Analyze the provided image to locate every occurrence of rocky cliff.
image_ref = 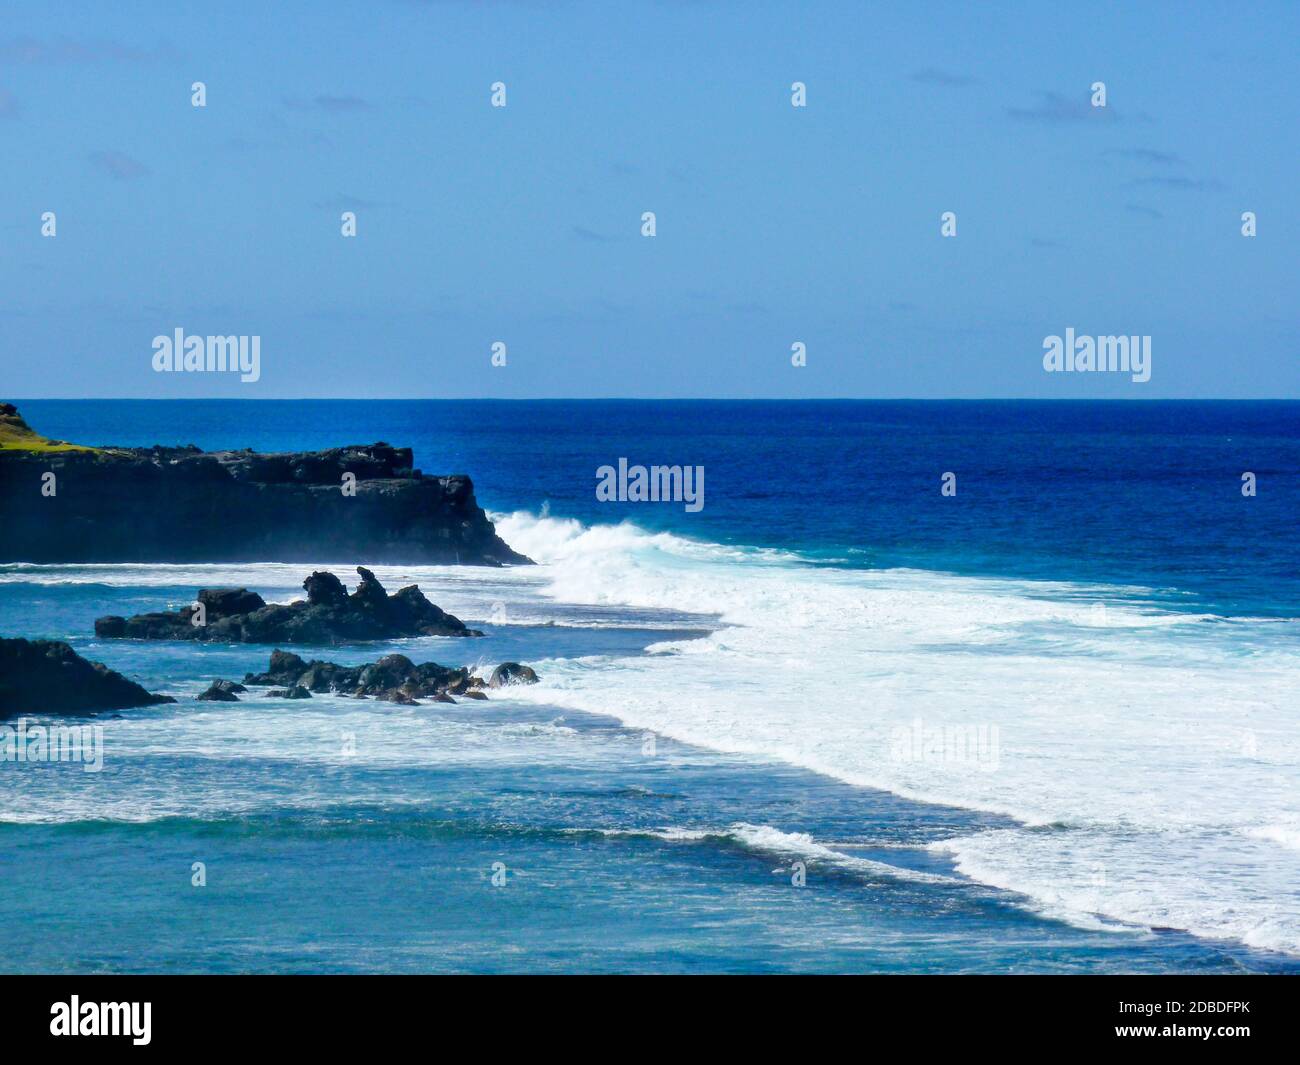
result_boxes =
[0,403,530,565]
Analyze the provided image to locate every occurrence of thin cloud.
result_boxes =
[89,150,149,180]
[316,95,373,112]
[0,88,18,118]
[1007,90,1118,123]
[911,68,978,87]
[1107,148,1184,166]
[1125,203,1164,219]
[571,225,623,243]
[1127,176,1225,192]
[0,36,178,64]
[257,112,335,148]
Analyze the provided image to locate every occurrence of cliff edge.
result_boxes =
[0,403,530,565]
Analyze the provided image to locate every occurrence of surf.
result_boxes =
[489,509,1300,956]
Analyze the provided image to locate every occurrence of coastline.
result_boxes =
[1,399,1297,972]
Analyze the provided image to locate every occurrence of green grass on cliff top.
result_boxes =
[0,407,100,453]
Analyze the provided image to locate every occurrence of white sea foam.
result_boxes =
[1248,823,1300,852]
[575,822,957,885]
[5,519,1298,955]
[486,511,1300,955]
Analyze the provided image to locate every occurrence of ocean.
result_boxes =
[1,399,1297,973]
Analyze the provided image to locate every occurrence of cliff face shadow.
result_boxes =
[0,404,531,566]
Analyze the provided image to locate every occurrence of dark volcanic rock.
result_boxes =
[95,567,483,645]
[266,685,312,700]
[304,571,347,606]
[489,662,540,688]
[199,588,267,616]
[261,650,308,678]
[0,637,175,718]
[0,404,530,565]
[93,615,128,638]
[242,650,535,706]
[198,679,246,701]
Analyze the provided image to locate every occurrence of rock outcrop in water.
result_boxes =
[0,403,530,565]
[489,662,540,687]
[0,637,175,718]
[95,567,482,644]
[241,649,537,705]
[198,679,247,701]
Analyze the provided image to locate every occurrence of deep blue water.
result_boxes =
[19,399,1299,615]
[1,400,1297,973]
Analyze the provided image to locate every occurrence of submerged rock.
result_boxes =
[0,637,175,718]
[95,567,482,645]
[241,650,536,706]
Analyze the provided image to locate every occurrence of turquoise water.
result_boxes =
[2,400,1297,972]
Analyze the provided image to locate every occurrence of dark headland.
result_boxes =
[0,403,530,565]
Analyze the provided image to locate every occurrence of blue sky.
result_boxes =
[1,1,1296,398]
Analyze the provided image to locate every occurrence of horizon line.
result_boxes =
[7,396,1300,404]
